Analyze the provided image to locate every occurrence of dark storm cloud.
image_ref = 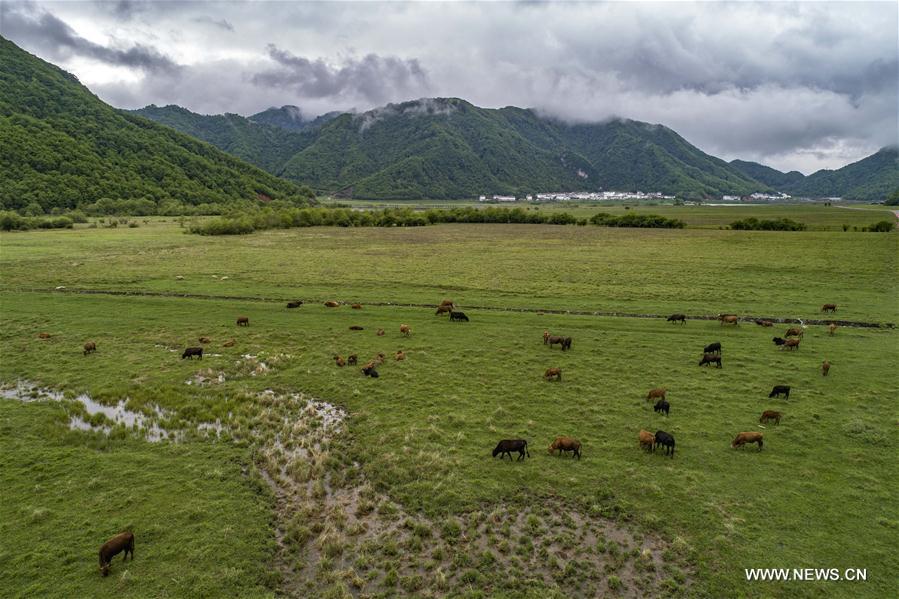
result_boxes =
[252,45,430,104]
[3,1,179,73]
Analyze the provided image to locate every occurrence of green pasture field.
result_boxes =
[1,221,897,598]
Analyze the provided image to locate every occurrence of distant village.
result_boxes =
[478,190,795,203]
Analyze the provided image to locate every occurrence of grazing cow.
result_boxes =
[449,311,469,322]
[199,337,211,344]
[400,324,411,337]
[492,439,529,461]
[375,352,386,364]
[547,335,572,351]
[439,299,455,309]
[286,301,303,309]
[654,430,675,457]
[772,337,786,346]
[755,319,774,327]
[362,365,379,378]
[667,314,686,324]
[654,399,670,416]
[782,338,801,351]
[182,347,203,360]
[99,531,134,577]
[543,330,551,345]
[718,314,739,326]
[759,410,781,425]
[822,360,830,377]
[698,353,722,368]
[548,436,581,459]
[646,387,667,402]
[544,367,562,381]
[324,301,339,308]
[703,342,722,354]
[784,327,804,338]
[236,316,249,326]
[349,325,364,331]
[732,431,764,450]
[768,385,790,399]
[83,341,97,355]
[376,329,385,336]
[223,339,235,347]
[38,332,51,339]
[395,351,406,361]
[435,305,453,316]
[828,323,837,336]
[334,355,346,367]
[821,303,837,313]
[351,303,363,310]
[347,354,357,366]
[639,430,655,452]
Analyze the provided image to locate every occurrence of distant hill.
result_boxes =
[730,148,899,201]
[0,37,315,213]
[248,105,341,132]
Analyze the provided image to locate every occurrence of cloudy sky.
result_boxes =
[2,0,896,173]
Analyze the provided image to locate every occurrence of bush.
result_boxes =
[865,220,895,232]
[589,212,685,228]
[0,211,73,231]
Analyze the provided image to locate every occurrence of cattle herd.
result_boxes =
[74,298,841,577]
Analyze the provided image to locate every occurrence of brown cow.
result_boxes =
[828,323,837,336]
[639,430,655,452]
[395,351,406,361]
[83,341,96,355]
[223,339,235,347]
[822,359,830,376]
[324,301,339,308]
[334,355,346,367]
[199,336,211,344]
[543,330,551,345]
[236,316,249,326]
[349,325,364,330]
[547,335,572,351]
[400,324,411,337]
[435,305,453,316]
[732,432,764,450]
[718,314,739,325]
[439,299,455,308]
[544,367,562,381]
[646,387,667,402]
[374,352,386,365]
[376,329,385,336]
[38,332,51,339]
[784,327,804,338]
[759,410,782,425]
[347,354,358,366]
[351,303,363,310]
[782,338,801,350]
[754,319,774,327]
[821,303,837,313]
[99,531,134,576]
[548,436,581,459]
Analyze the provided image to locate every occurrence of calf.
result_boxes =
[349,325,364,330]
[548,437,581,459]
[544,367,562,381]
[772,337,786,346]
[654,430,675,457]
[236,316,249,326]
[828,323,837,336]
[654,398,670,416]
[646,387,666,402]
[182,347,203,360]
[83,341,97,355]
[759,410,781,425]
[667,314,686,324]
[822,359,830,377]
[449,311,469,322]
[698,353,722,368]
[543,330,551,345]
[286,301,303,309]
[703,342,722,354]
[376,329,385,336]
[395,351,406,361]
[351,303,363,309]
[754,319,774,327]
[492,439,529,461]
[718,314,739,325]
[639,430,655,452]
[732,431,764,450]
[324,301,339,308]
[99,531,134,576]
[768,385,790,399]
[400,324,412,337]
[199,336,211,344]
[782,337,801,351]
[821,303,837,313]
[784,327,804,338]
[334,355,346,367]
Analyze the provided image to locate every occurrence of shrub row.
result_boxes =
[0,211,74,231]
[729,217,807,231]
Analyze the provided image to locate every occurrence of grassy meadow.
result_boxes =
[1,216,897,598]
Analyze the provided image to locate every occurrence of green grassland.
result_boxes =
[1,220,897,597]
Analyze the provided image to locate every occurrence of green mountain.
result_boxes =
[0,37,314,213]
[730,149,899,201]
[248,105,340,132]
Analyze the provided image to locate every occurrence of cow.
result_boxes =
[286,301,303,309]
[782,338,801,351]
[646,388,667,402]
[492,439,529,461]
[99,531,134,577]
[822,360,830,377]
[698,353,722,368]
[703,342,722,354]
[821,303,837,313]
[83,341,97,355]
[362,365,379,378]
[347,354,357,366]
[718,314,739,325]
[449,311,469,322]
[768,385,790,399]
[654,431,675,457]
[435,305,453,316]
[334,355,346,367]
[395,351,406,361]
[199,337,211,344]
[543,330,551,345]
[351,303,363,310]
[732,432,764,450]
[784,327,804,338]
[667,314,686,324]
[439,299,455,309]
[544,367,562,381]
[639,430,655,452]
[400,324,412,337]
[759,410,782,425]
[772,337,786,346]
[223,339,235,347]
[182,347,203,360]
[324,301,339,308]
[236,316,249,326]
[548,437,581,459]
[754,319,774,327]
[654,399,670,416]
[376,329,385,337]
[38,332,51,339]
[828,323,837,336]
[349,325,364,330]
[547,335,572,351]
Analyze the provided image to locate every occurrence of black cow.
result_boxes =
[449,311,470,322]
[286,301,303,309]
[772,337,786,346]
[667,314,686,324]
[703,342,722,354]
[768,385,790,399]
[492,439,530,461]
[362,366,379,378]
[698,353,722,368]
[182,347,203,360]
[654,399,670,416]
[654,431,675,457]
